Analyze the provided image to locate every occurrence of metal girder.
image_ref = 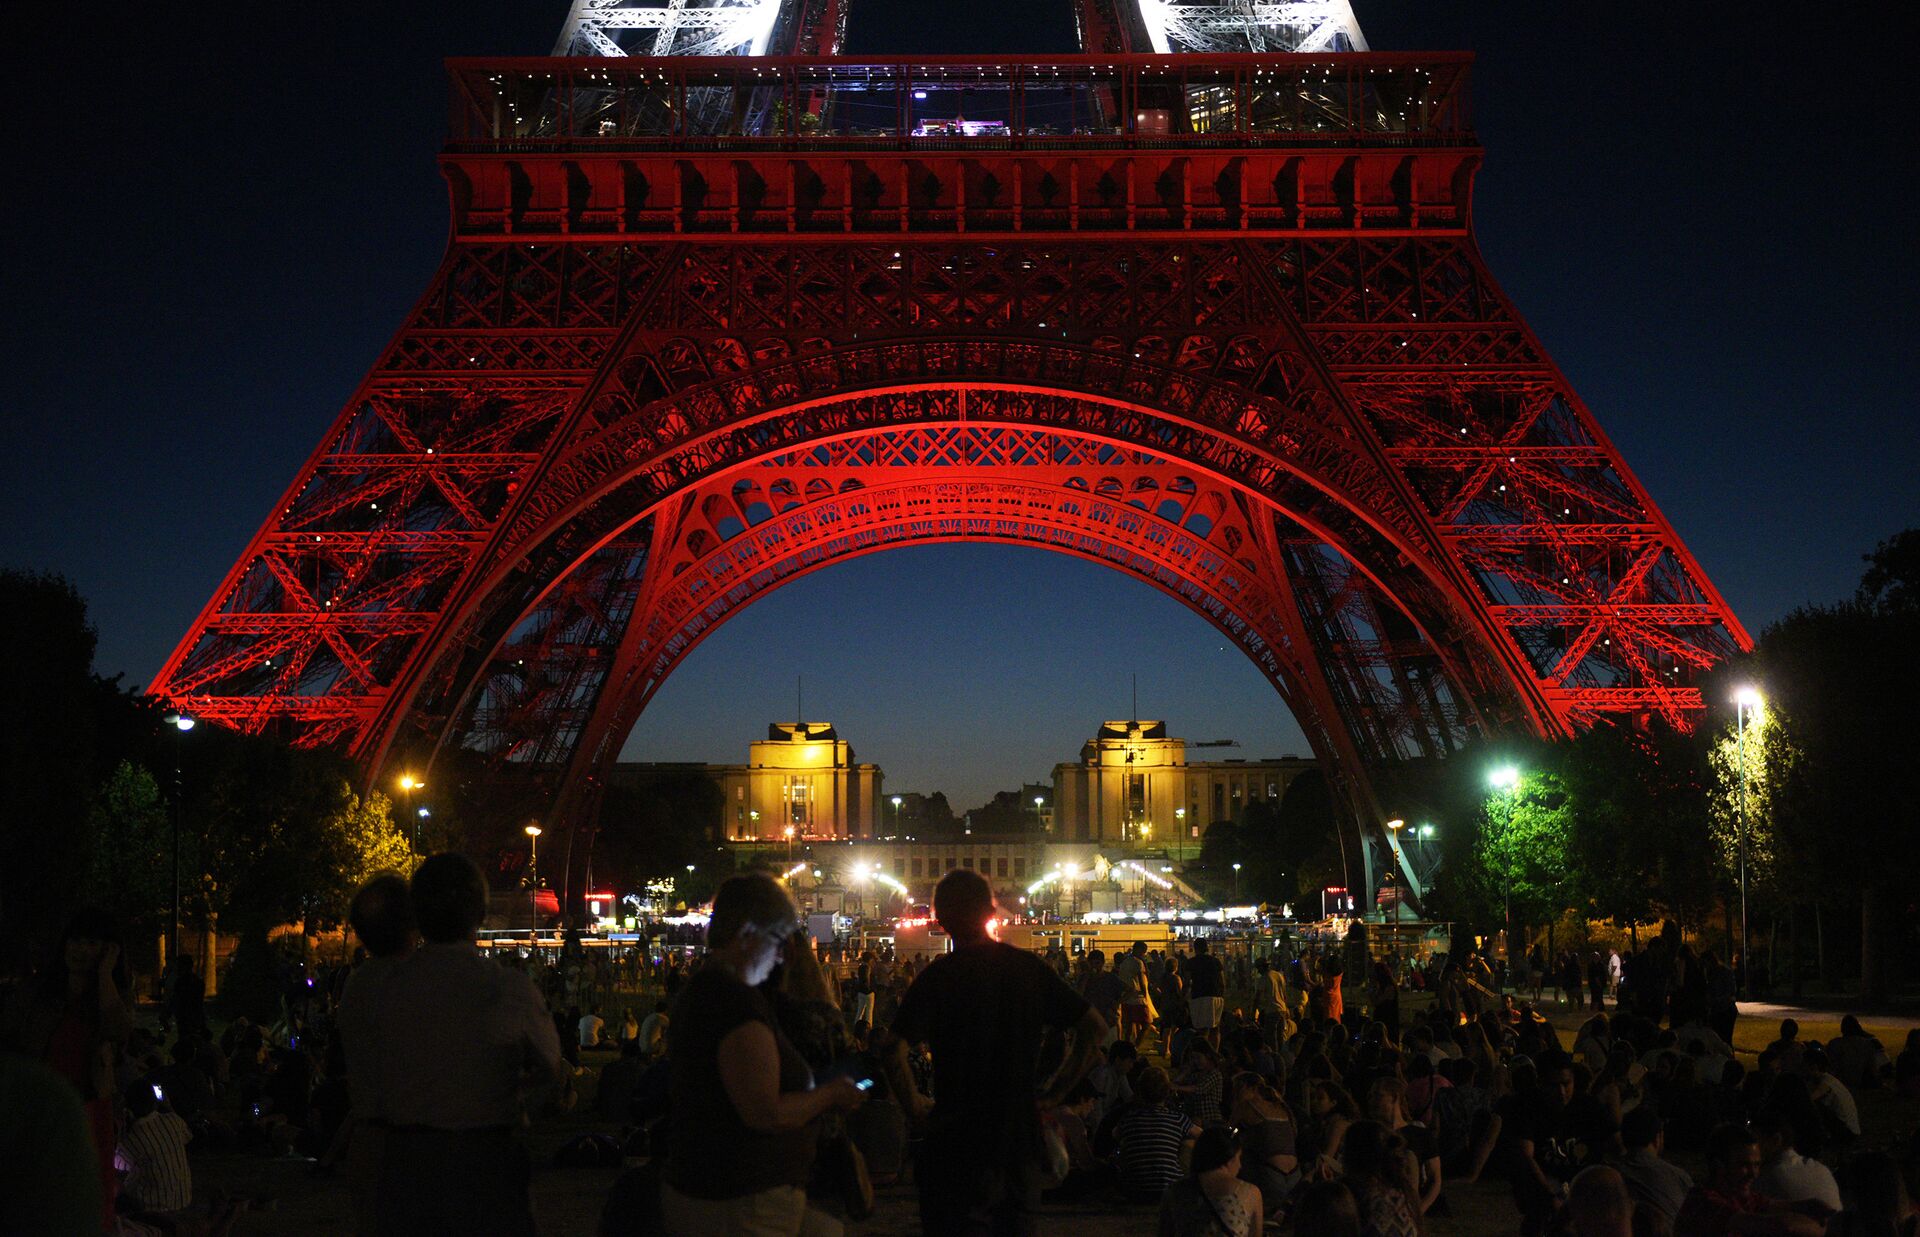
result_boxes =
[1137,0,1367,54]
[153,46,1749,917]
[554,0,788,58]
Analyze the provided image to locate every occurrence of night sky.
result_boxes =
[4,2,1912,811]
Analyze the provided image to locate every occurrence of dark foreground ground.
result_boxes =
[197,1002,1919,1236]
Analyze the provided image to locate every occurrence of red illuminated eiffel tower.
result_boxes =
[150,0,1748,906]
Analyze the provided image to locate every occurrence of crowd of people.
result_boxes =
[6,870,1920,1236]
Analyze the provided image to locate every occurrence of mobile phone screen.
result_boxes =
[854,1077,875,1091]
[151,1084,165,1101]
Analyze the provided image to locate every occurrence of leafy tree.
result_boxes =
[593,772,727,895]
[1471,766,1574,948]
[1724,537,1920,998]
[83,760,176,946]
[965,790,1043,835]
[192,739,413,938]
[1561,722,1715,934]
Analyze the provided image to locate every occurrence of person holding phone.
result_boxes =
[1,912,133,1218]
[663,873,867,1235]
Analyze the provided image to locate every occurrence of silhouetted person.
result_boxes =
[883,869,1107,1237]
[365,854,568,1236]
[335,871,418,1236]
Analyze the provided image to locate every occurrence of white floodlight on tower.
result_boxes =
[1135,0,1367,56]
[555,0,788,58]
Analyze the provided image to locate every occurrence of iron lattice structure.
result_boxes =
[152,14,1747,902]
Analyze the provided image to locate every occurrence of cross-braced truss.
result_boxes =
[552,0,1366,59]
[152,39,1748,907]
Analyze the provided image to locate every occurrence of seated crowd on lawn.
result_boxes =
[6,880,1920,1236]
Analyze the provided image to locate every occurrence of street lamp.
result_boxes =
[161,710,195,967]
[1232,861,1243,901]
[1488,767,1523,953]
[891,795,903,833]
[524,824,543,935]
[1386,820,1406,922]
[1033,795,1045,832]
[398,775,425,850]
[1175,807,1187,860]
[1734,686,1763,997]
[784,824,796,863]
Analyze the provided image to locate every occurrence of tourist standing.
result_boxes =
[663,872,864,1235]
[1187,938,1226,1047]
[885,869,1107,1236]
[365,854,571,1236]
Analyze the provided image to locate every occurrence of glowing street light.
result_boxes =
[1232,861,1244,900]
[161,710,195,967]
[1734,686,1764,996]
[1488,766,1520,791]
[524,824,543,934]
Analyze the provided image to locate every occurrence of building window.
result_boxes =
[736,785,744,800]
[997,857,1009,878]
[1213,784,1224,821]
[945,857,957,872]
[1014,857,1027,878]
[962,857,974,870]
[911,857,923,878]
[1268,781,1278,798]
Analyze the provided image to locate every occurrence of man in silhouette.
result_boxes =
[884,869,1107,1237]
[362,854,570,1237]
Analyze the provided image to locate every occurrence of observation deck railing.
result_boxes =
[446,53,1474,153]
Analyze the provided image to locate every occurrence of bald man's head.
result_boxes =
[1567,1165,1633,1237]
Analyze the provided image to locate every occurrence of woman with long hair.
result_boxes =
[1341,1119,1423,1237]
[1305,1079,1360,1180]
[1157,1126,1262,1237]
[1229,1070,1300,1214]
[0,911,133,1219]
[661,873,866,1235]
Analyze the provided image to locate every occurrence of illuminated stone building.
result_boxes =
[714,722,885,842]
[1050,720,1314,849]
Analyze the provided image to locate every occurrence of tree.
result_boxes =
[1471,767,1575,950]
[593,772,726,895]
[83,761,175,949]
[192,739,413,939]
[1560,722,1715,934]
[965,790,1041,835]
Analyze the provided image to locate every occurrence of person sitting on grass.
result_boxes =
[1159,1126,1262,1237]
[1116,1065,1198,1203]
[1673,1122,1826,1237]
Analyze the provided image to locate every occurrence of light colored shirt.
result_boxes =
[363,941,567,1130]
[1825,1035,1889,1090]
[1115,954,1150,1005]
[336,953,407,1121]
[1613,1146,1693,1223]
[1255,970,1284,1013]
[577,1013,606,1048]
[1757,1149,1840,1210]
[119,1111,192,1212]
[639,1012,668,1057]
[1809,1074,1860,1135]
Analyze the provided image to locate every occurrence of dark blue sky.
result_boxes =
[3,1,1912,811]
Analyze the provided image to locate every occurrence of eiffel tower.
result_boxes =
[151,0,1748,907]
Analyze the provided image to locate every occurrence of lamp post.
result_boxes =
[1033,795,1045,832]
[1386,819,1406,922]
[1488,767,1521,966]
[1232,861,1243,901]
[524,824,542,936]
[398,775,424,850]
[1175,807,1186,861]
[784,824,796,863]
[1734,686,1763,998]
[161,710,195,967]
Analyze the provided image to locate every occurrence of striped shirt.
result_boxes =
[1118,1104,1197,1196]
[120,1111,192,1211]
